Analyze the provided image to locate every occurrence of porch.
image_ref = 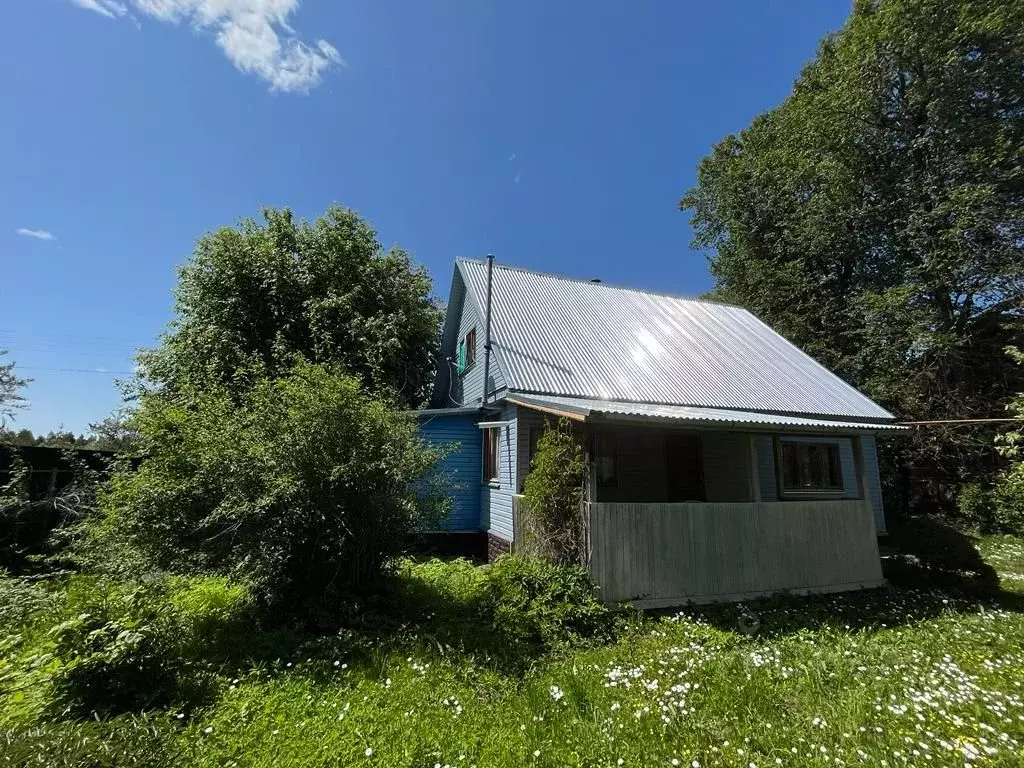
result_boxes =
[508,395,893,606]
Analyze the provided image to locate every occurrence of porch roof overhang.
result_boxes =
[505,393,908,434]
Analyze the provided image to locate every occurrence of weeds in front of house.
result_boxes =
[3,544,1024,767]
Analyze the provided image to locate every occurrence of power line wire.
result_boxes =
[16,367,135,375]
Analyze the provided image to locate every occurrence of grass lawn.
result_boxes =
[3,521,1024,767]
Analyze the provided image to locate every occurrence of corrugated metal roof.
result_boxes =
[507,394,907,432]
[458,258,894,422]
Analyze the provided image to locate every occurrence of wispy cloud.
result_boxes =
[16,228,56,241]
[69,0,342,93]
[71,0,127,18]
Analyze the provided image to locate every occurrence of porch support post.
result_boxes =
[586,426,598,504]
[852,435,871,501]
[748,434,761,502]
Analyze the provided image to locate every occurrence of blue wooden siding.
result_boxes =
[756,435,778,501]
[433,272,507,408]
[484,403,517,541]
[860,437,886,534]
[516,407,546,491]
[417,413,482,531]
[454,295,486,405]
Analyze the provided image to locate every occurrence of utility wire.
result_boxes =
[899,418,1023,425]
[16,367,134,375]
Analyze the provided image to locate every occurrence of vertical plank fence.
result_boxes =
[588,500,884,605]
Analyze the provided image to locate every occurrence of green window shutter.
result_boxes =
[458,341,466,373]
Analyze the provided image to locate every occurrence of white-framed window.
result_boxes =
[483,426,500,485]
[778,439,843,494]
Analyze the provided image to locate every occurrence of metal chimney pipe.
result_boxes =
[482,254,494,405]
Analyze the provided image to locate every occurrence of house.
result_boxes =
[417,257,904,606]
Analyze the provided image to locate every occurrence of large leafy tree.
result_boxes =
[681,0,1024,510]
[138,206,443,408]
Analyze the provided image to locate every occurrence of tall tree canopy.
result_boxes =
[138,206,443,408]
[681,0,1024,508]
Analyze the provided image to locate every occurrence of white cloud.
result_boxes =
[71,0,128,18]
[16,228,56,241]
[70,0,342,93]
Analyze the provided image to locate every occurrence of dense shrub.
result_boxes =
[47,583,184,717]
[520,418,587,565]
[0,571,53,629]
[957,350,1024,536]
[0,575,252,722]
[90,362,446,619]
[485,555,609,652]
[957,482,997,532]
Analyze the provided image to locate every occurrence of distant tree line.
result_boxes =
[0,414,138,454]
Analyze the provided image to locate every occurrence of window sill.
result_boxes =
[458,362,477,377]
[780,490,846,500]
[486,481,500,489]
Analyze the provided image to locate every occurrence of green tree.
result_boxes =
[91,362,445,618]
[681,0,1024,510]
[0,351,28,427]
[137,206,443,408]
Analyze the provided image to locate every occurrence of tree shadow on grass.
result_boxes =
[661,515,1024,639]
[177,560,546,693]
[878,515,1014,597]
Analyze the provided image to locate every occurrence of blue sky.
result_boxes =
[1,0,851,434]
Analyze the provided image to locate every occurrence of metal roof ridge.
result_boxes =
[456,257,745,310]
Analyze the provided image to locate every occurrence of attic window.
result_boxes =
[458,328,477,374]
[465,328,477,368]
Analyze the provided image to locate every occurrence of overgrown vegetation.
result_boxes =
[88,362,446,619]
[0,447,104,574]
[520,418,587,565]
[3,539,1024,767]
[958,347,1024,535]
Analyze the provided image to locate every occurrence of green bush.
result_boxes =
[484,555,609,652]
[48,585,182,717]
[520,418,586,564]
[957,482,996,532]
[90,362,445,620]
[1,575,252,721]
[960,347,1024,537]
[0,571,53,629]
[959,475,1024,537]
